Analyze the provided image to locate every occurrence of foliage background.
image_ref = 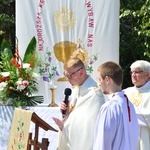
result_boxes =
[120,0,150,88]
[0,0,150,88]
[0,0,15,54]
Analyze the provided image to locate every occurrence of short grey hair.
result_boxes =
[130,60,150,72]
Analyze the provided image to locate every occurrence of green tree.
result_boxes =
[120,0,150,88]
[0,0,15,54]
[0,0,150,88]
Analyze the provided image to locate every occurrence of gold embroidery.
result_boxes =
[129,91,142,106]
[69,104,75,113]
[54,8,76,31]
[68,86,79,113]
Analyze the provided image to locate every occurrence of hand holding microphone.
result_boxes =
[61,88,72,117]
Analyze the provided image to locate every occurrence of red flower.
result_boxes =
[30,55,35,68]
[0,77,4,83]
[6,88,10,93]
[23,81,29,87]
[4,77,9,82]
[11,58,21,68]
[26,74,30,79]
[18,132,23,142]
[22,91,26,95]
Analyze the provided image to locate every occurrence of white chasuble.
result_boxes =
[124,81,150,150]
[57,77,105,150]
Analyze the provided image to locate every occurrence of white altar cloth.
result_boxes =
[0,106,61,150]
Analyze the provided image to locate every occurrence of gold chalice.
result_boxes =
[54,41,77,81]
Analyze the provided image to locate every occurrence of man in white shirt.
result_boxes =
[93,61,139,150]
[124,60,150,150]
[53,57,105,150]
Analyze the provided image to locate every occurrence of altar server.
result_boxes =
[124,60,150,150]
[93,61,139,150]
[53,57,105,150]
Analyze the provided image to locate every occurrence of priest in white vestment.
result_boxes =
[53,57,105,150]
[93,61,139,150]
[124,60,150,150]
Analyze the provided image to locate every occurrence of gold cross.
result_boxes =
[77,39,82,48]
[77,39,82,45]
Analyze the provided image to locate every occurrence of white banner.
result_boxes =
[16,0,120,105]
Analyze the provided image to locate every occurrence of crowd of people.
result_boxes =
[53,58,150,150]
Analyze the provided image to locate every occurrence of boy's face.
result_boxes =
[98,73,109,94]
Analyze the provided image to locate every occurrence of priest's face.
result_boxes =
[130,67,149,88]
[64,67,84,86]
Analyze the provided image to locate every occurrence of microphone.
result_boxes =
[62,88,72,117]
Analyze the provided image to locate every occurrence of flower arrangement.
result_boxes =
[0,37,43,107]
[38,48,59,85]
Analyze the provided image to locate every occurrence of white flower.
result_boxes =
[9,87,14,90]
[33,72,40,79]
[16,78,29,91]
[23,63,30,69]
[22,80,29,87]
[1,72,10,77]
[16,78,23,85]
[18,78,23,81]
[0,82,8,91]
[17,84,25,91]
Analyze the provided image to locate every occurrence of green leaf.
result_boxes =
[25,96,44,106]
[0,39,13,60]
[23,36,37,63]
[87,66,93,73]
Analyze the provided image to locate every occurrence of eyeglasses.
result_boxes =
[130,71,143,75]
[65,67,83,79]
